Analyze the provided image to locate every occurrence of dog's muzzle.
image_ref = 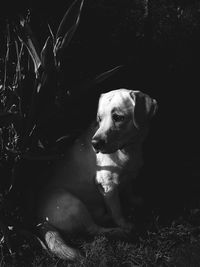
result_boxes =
[91,139,106,152]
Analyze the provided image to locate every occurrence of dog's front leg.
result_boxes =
[103,186,133,232]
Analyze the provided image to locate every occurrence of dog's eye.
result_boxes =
[112,114,125,122]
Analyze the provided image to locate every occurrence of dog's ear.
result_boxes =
[130,91,158,129]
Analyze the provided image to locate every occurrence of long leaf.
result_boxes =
[56,0,84,39]
[93,65,123,85]
[54,0,84,58]
[1,22,10,95]
[15,17,42,76]
[73,65,124,94]
[40,36,55,71]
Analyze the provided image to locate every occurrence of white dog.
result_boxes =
[92,89,157,230]
[36,89,157,260]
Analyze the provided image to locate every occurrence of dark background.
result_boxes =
[1,0,200,223]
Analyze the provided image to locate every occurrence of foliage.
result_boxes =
[0,0,123,263]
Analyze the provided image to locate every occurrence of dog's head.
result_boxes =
[92,89,157,154]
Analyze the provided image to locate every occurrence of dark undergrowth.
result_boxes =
[1,212,200,266]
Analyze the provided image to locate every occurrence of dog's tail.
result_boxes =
[37,223,81,261]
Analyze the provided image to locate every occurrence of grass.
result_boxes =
[1,211,200,266]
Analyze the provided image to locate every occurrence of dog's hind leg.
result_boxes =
[37,189,130,260]
[37,190,115,260]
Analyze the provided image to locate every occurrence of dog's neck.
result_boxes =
[119,128,148,155]
[96,136,143,180]
[120,140,141,155]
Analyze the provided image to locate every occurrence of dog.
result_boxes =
[92,89,157,230]
[36,89,157,261]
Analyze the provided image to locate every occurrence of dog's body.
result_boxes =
[36,89,157,260]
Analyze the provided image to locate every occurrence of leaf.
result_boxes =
[54,0,84,58]
[73,65,124,94]
[15,17,42,75]
[93,65,123,85]
[40,36,55,71]
[56,0,84,40]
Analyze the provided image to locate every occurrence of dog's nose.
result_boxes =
[92,139,105,151]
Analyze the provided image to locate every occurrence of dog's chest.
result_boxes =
[96,150,129,170]
[95,149,142,193]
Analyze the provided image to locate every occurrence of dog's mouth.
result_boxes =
[93,144,120,154]
[93,147,100,153]
[92,137,123,154]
